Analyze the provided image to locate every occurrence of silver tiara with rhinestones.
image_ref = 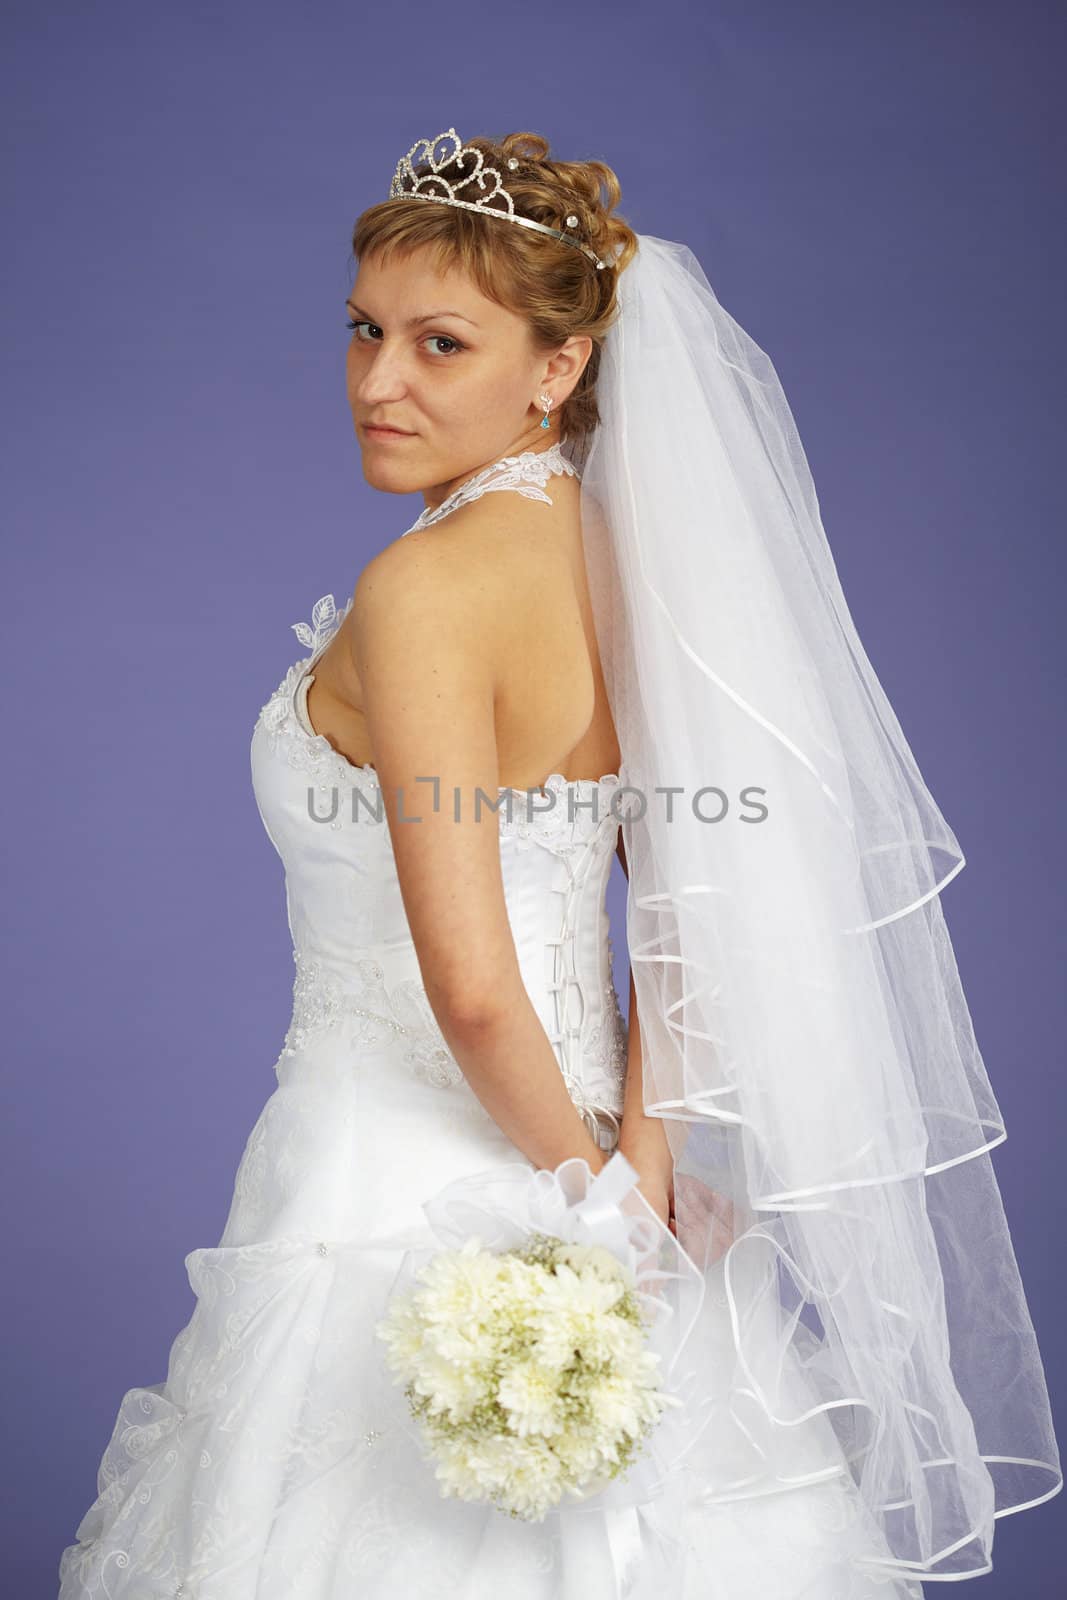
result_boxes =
[387,128,609,271]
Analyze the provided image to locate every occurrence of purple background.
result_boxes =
[3,2,1063,1592]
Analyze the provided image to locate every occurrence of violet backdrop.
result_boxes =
[2,1,1063,1592]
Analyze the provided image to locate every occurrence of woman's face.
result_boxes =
[345,246,588,508]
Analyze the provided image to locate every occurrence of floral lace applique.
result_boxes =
[255,663,365,796]
[254,594,373,800]
[403,441,578,535]
[290,592,353,656]
[497,773,622,854]
[276,950,465,1092]
[343,956,467,1091]
[278,951,346,1059]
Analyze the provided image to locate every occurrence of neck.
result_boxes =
[420,433,562,515]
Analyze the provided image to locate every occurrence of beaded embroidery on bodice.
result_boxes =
[250,443,628,1149]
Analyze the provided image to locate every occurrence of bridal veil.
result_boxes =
[571,233,1061,1582]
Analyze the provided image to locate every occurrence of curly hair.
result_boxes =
[351,131,639,461]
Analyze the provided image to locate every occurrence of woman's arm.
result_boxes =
[614,831,676,1228]
[351,530,607,1176]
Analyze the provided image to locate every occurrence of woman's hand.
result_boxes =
[619,1146,676,1236]
[672,1172,735,1266]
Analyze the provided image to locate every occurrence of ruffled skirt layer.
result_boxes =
[59,1033,922,1598]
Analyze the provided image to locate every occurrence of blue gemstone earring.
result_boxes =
[539,392,553,429]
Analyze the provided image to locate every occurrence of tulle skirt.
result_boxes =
[58,1027,923,1598]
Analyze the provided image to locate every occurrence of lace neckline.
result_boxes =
[401,440,579,535]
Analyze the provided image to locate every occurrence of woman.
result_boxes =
[58,129,1059,1598]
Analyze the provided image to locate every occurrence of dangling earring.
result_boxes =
[538,392,553,430]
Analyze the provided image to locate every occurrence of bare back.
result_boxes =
[302,471,621,791]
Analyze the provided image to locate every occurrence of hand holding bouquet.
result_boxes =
[375,1152,708,1522]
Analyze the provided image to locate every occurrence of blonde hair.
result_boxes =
[351,131,638,459]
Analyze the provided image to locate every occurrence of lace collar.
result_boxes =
[402,440,579,535]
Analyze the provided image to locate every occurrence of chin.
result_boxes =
[359,453,420,495]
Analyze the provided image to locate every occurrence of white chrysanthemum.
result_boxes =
[587,1370,663,1438]
[432,1431,565,1520]
[529,1270,638,1367]
[376,1296,426,1371]
[580,1309,646,1368]
[526,1305,584,1372]
[410,1349,491,1422]
[553,1242,631,1285]
[415,1237,509,1329]
[423,1315,501,1368]
[538,1262,627,1319]
[432,1433,508,1501]
[488,1434,566,1521]
[496,1358,565,1438]
[495,1255,546,1315]
[551,1427,607,1481]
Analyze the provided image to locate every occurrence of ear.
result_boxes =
[542,334,593,402]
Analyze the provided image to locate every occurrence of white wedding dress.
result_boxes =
[58,445,924,1599]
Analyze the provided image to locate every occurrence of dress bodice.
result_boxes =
[249,444,629,1149]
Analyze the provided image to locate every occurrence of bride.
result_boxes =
[58,129,1060,1598]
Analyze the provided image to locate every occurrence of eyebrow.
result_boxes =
[345,299,479,328]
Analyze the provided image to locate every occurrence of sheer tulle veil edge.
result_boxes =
[565,233,1061,1582]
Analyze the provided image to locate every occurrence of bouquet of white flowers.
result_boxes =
[375,1152,707,1524]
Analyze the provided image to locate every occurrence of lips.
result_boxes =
[365,423,413,436]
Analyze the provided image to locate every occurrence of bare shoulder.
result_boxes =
[351,489,579,669]
[351,520,482,640]
[350,517,508,678]
[443,486,584,638]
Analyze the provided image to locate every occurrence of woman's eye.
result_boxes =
[424,335,462,356]
[344,318,462,357]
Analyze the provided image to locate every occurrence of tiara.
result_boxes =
[388,128,608,271]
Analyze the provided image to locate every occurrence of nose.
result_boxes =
[352,341,411,408]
